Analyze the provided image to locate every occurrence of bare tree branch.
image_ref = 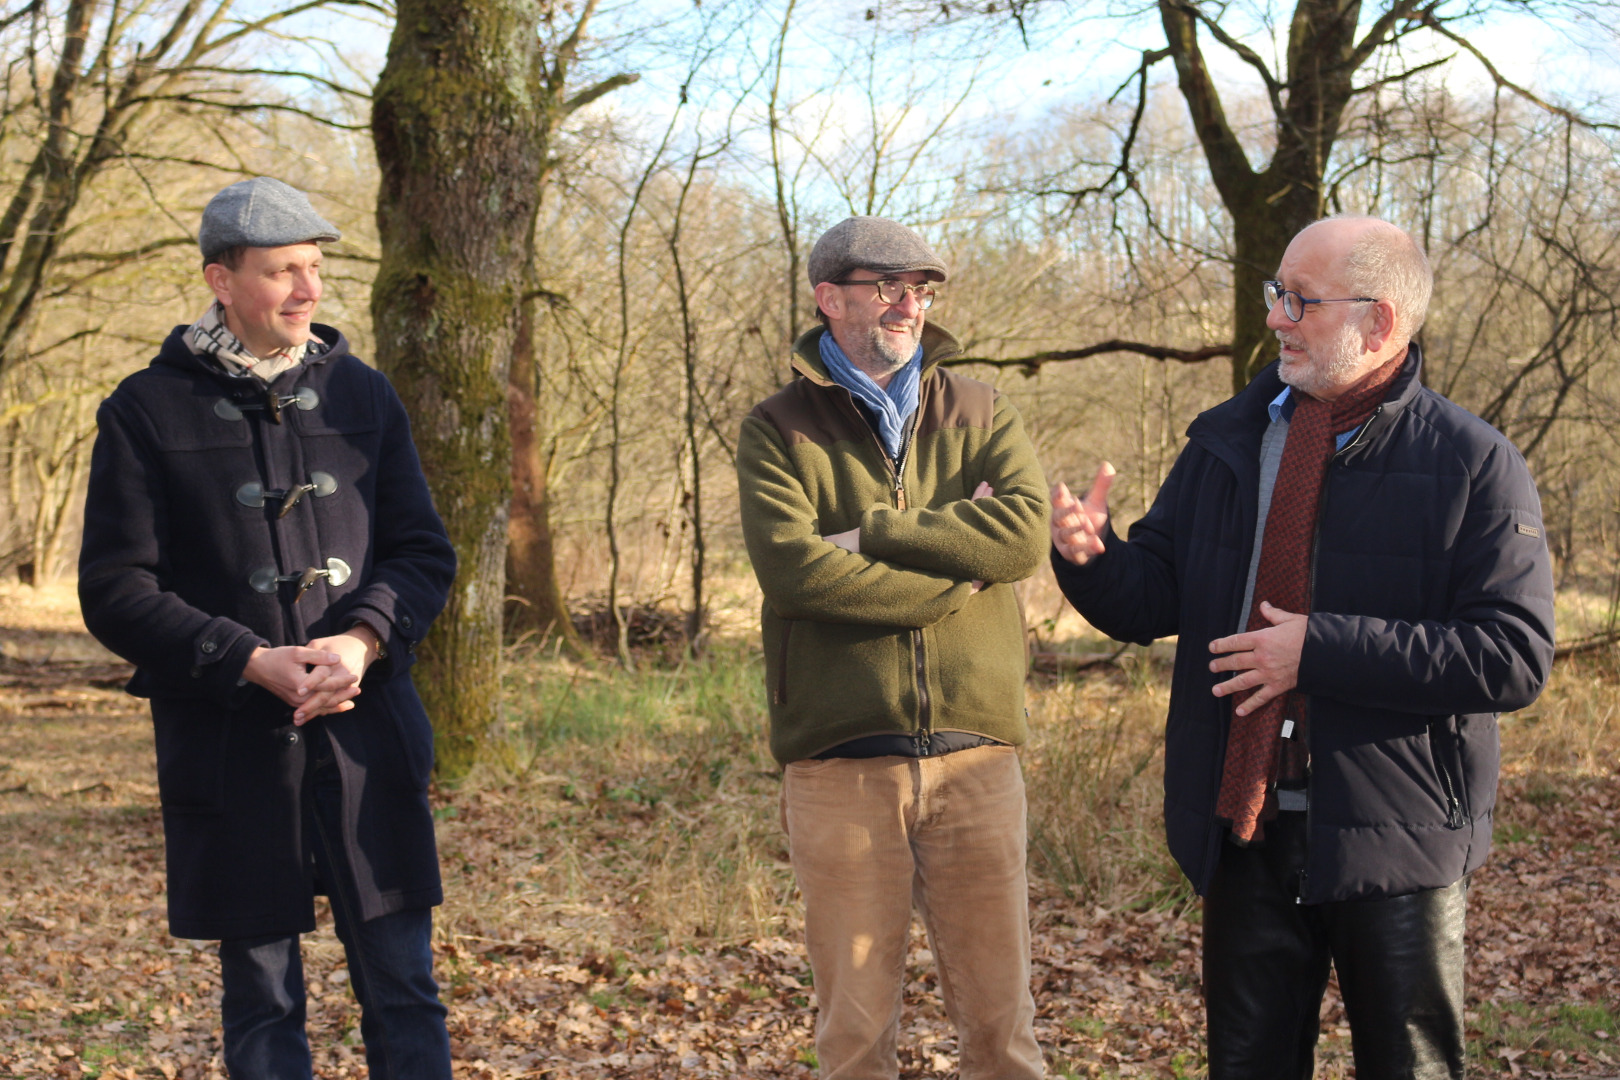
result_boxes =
[1417,13,1620,133]
[562,72,640,117]
[943,339,1232,373]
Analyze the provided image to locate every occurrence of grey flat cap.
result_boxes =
[808,217,947,286]
[199,177,340,260]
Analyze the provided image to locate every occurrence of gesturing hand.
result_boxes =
[1207,602,1308,716]
[1050,462,1114,565]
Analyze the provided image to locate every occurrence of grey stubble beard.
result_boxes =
[847,318,921,383]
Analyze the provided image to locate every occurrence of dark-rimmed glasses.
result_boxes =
[828,278,937,309]
[1263,280,1376,322]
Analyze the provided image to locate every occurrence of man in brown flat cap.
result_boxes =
[737,217,1049,1079]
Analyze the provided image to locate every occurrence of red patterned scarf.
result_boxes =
[1214,354,1404,843]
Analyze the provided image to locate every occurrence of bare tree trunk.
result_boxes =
[768,0,802,353]
[507,284,586,654]
[666,151,708,654]
[605,105,682,669]
[371,0,543,778]
[39,436,87,582]
[1157,0,1416,389]
[504,0,635,650]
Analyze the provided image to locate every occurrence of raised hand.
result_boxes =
[1050,462,1115,565]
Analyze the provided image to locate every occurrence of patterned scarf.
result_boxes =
[1215,354,1405,844]
[818,331,922,462]
[184,300,313,383]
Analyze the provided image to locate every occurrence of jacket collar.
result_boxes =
[1188,341,1426,471]
[154,321,348,388]
[788,322,963,387]
[1341,341,1425,462]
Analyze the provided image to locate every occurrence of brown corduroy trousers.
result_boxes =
[781,746,1044,1080]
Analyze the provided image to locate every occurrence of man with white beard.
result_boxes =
[737,217,1049,1079]
[1048,215,1555,1079]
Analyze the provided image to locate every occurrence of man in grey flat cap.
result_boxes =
[80,177,457,1078]
[737,217,1049,1079]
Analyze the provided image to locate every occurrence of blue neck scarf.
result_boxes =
[819,331,923,461]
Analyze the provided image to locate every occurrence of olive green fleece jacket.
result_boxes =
[738,324,1049,765]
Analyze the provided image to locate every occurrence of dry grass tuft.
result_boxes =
[1023,652,1187,910]
[435,639,797,952]
[1499,651,1620,781]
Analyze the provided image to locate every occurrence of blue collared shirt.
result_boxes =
[1270,386,1360,450]
[1269,387,1358,451]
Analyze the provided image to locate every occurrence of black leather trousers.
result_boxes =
[1202,811,1468,1080]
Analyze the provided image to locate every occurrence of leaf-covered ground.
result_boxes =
[2,641,1618,1077]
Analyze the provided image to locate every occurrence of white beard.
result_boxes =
[1277,324,1368,398]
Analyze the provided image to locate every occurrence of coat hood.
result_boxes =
[151,321,351,384]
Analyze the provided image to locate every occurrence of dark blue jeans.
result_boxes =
[218,726,451,1080]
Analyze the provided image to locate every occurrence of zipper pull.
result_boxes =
[914,730,931,756]
[896,483,907,511]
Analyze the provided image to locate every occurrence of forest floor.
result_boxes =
[1,582,1617,1079]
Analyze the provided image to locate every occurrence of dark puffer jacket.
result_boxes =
[1053,347,1555,903]
[80,323,456,940]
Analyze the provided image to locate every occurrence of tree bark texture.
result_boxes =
[506,288,583,652]
[503,4,634,649]
[1159,0,1416,389]
[371,0,543,778]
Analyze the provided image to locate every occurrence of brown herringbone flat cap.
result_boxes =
[807,217,947,286]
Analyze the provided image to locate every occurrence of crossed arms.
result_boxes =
[737,394,1049,628]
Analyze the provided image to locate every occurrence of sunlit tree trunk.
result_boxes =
[507,284,584,653]
[503,4,635,651]
[371,0,543,778]
[1158,0,1399,390]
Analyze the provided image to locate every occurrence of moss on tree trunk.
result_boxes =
[370,0,542,779]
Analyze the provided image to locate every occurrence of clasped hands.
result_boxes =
[1051,462,1307,713]
[242,624,383,726]
[823,481,996,592]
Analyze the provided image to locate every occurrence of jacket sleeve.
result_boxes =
[339,378,457,680]
[78,396,268,704]
[1049,446,1190,646]
[1299,441,1555,714]
[858,393,1050,584]
[738,414,974,627]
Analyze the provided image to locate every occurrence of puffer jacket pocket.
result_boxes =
[1427,717,1468,829]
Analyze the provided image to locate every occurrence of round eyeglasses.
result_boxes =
[1263,280,1376,322]
[827,278,937,309]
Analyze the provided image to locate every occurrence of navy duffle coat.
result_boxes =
[79,323,456,940]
